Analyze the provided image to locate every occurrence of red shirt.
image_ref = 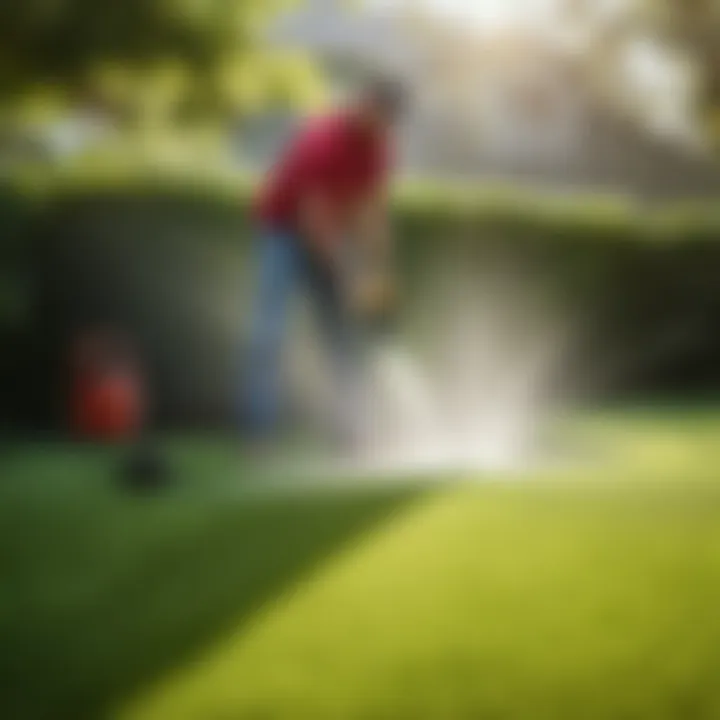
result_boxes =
[256,112,389,232]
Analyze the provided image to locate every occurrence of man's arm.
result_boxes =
[360,186,393,271]
[297,190,342,267]
[352,187,397,320]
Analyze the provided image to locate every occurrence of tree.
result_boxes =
[654,0,720,144]
[0,0,323,125]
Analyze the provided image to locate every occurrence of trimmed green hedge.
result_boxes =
[10,165,720,241]
[2,168,719,429]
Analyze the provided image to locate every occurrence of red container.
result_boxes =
[70,333,145,441]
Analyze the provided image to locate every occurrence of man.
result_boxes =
[243,77,406,447]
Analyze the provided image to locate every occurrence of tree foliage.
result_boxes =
[0,0,323,121]
[643,0,720,142]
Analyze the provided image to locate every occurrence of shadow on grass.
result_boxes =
[0,442,425,720]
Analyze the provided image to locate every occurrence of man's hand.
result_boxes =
[351,270,397,322]
[351,190,397,323]
[299,191,341,269]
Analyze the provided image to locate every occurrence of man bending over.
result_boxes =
[243,77,406,448]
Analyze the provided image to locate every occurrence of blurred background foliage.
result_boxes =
[0,0,719,177]
[0,0,325,170]
[651,0,720,143]
[0,0,323,112]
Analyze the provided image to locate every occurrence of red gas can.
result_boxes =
[70,332,145,441]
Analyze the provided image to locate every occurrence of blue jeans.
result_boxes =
[243,227,361,437]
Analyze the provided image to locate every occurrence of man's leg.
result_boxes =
[243,228,300,438]
[303,248,368,450]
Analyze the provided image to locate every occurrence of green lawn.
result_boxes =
[2,412,720,719]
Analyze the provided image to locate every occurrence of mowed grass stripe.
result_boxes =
[120,480,720,720]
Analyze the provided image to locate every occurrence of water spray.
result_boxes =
[286,239,571,482]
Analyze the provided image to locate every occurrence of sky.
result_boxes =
[423,0,557,28]
[366,0,634,37]
[368,0,561,31]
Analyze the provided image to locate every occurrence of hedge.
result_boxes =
[1,167,719,429]
[9,164,720,239]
